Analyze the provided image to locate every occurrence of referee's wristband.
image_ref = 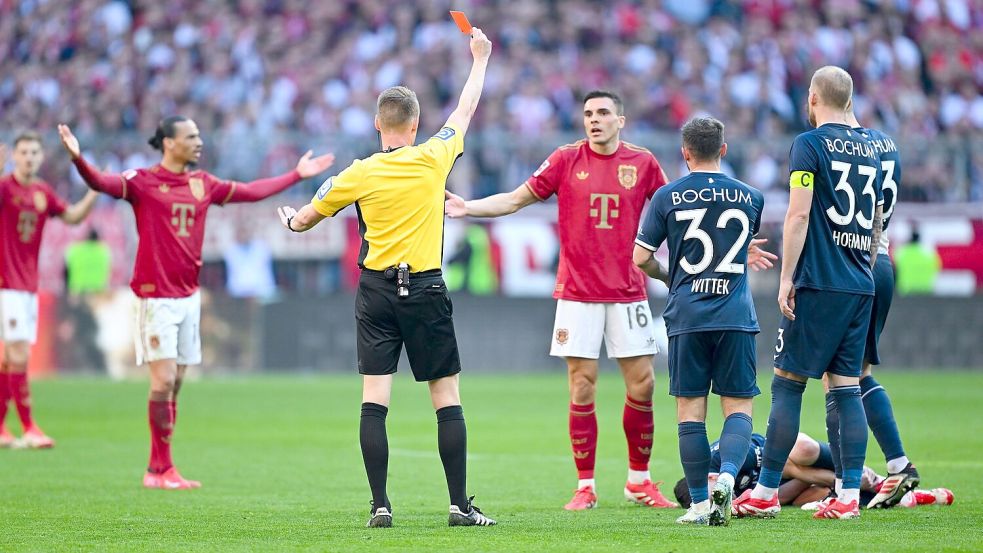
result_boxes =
[286,215,301,232]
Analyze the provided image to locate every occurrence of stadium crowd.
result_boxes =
[1,0,982,201]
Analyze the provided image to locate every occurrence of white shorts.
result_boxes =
[133,291,202,366]
[0,289,38,344]
[550,299,661,359]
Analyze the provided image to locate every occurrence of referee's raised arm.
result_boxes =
[444,27,492,136]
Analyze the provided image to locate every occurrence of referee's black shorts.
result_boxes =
[355,269,462,382]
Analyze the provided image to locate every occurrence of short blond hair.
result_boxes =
[811,66,853,110]
[376,86,420,130]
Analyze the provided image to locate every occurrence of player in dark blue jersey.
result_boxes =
[734,66,884,521]
[634,116,772,526]
[819,110,918,510]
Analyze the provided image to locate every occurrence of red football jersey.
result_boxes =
[72,158,301,298]
[0,174,68,292]
[525,140,668,302]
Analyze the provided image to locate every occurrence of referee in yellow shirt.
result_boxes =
[277,29,494,529]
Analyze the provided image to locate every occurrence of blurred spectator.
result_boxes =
[0,0,979,200]
[224,225,277,300]
[894,227,943,295]
[65,228,112,295]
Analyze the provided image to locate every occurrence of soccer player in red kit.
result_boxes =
[58,118,334,489]
[446,91,678,510]
[0,132,98,449]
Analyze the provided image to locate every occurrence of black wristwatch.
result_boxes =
[286,216,301,232]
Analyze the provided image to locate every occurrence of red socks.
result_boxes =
[0,368,9,426]
[569,402,597,479]
[148,399,174,474]
[623,394,654,471]
[7,367,33,430]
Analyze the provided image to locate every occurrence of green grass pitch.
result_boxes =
[1,371,981,552]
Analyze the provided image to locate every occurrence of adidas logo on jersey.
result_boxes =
[576,171,589,180]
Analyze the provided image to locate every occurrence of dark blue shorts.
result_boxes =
[813,441,835,472]
[773,288,873,379]
[668,330,760,398]
[864,254,895,366]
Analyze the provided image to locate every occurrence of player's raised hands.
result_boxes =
[58,124,81,160]
[747,238,778,271]
[469,27,492,61]
[444,189,468,218]
[778,278,796,321]
[295,151,335,179]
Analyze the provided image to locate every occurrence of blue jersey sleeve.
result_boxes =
[788,134,820,176]
[752,190,764,236]
[635,189,667,251]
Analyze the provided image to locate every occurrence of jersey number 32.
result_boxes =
[674,208,750,275]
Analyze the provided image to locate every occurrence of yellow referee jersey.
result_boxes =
[310,122,464,272]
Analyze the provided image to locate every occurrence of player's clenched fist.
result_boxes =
[469,27,492,60]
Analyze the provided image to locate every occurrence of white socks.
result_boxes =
[627,470,650,485]
[716,473,735,491]
[691,499,711,513]
[840,488,860,504]
[835,478,843,497]
[887,456,910,474]
[750,484,778,500]
[578,478,596,490]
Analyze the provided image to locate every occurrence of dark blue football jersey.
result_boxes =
[856,126,901,253]
[788,123,882,295]
[709,432,765,496]
[636,171,764,337]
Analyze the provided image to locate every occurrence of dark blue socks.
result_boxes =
[759,375,806,489]
[860,375,906,462]
[678,421,710,504]
[718,413,753,479]
[830,385,868,490]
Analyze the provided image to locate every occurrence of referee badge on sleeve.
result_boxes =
[434,127,456,141]
[316,178,334,200]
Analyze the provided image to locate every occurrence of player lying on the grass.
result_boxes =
[277,28,496,528]
[633,117,771,526]
[733,66,883,521]
[818,106,919,512]
[0,133,98,449]
[447,91,774,512]
[59,120,334,489]
[673,432,953,510]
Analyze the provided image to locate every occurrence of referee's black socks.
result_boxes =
[360,402,390,512]
[436,405,468,511]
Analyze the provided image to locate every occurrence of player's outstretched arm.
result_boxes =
[227,151,335,203]
[60,189,100,225]
[277,204,325,233]
[444,28,492,135]
[59,124,127,198]
[445,183,538,218]
[632,244,669,284]
[778,187,813,320]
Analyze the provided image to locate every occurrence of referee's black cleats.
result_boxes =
[448,496,497,527]
[367,501,393,528]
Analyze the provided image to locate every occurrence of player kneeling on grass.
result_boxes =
[277,29,496,528]
[672,432,953,511]
[0,134,98,449]
[633,116,774,526]
[60,119,335,489]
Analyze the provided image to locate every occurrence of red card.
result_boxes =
[450,11,473,34]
